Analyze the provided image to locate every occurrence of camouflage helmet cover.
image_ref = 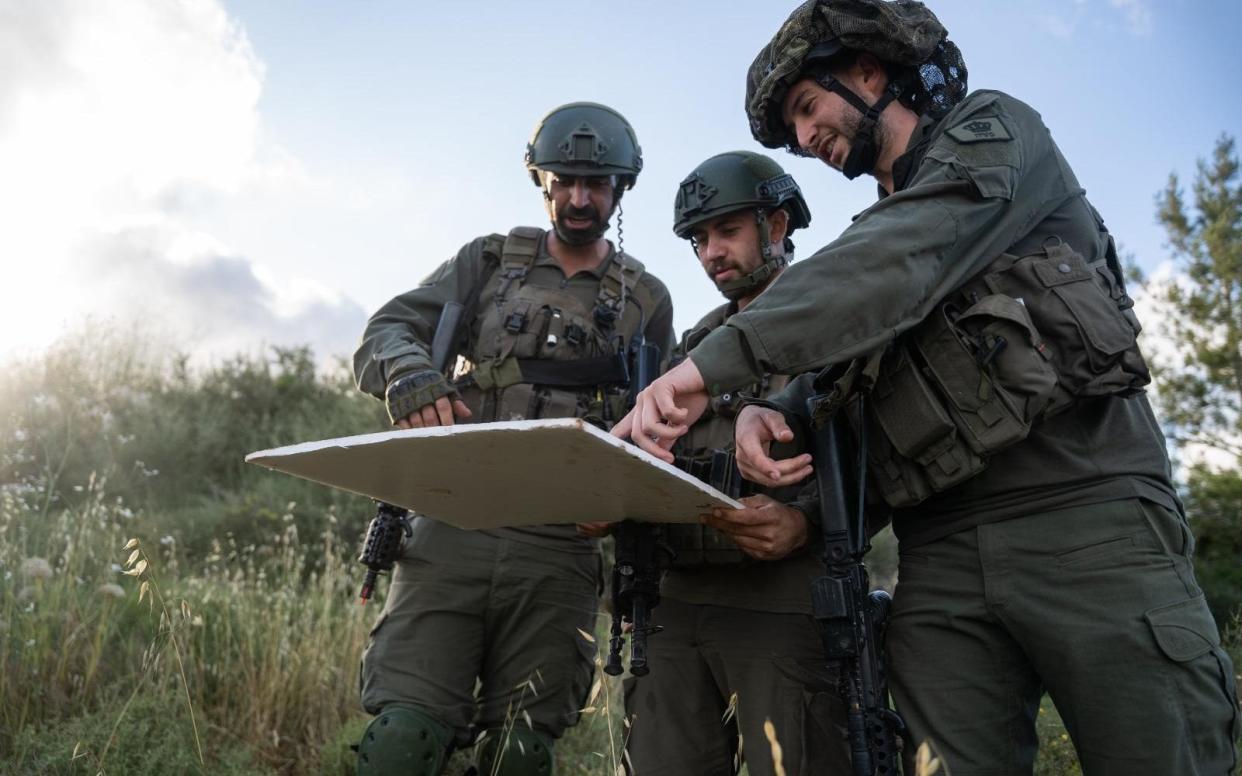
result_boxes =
[746,0,967,151]
[524,102,643,189]
[673,150,811,238]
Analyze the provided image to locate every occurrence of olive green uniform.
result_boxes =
[688,91,1240,774]
[624,304,848,776]
[354,228,674,748]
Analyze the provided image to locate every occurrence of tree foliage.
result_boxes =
[1153,134,1242,458]
[1152,134,1242,624]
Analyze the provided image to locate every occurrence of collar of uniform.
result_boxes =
[533,230,619,279]
[885,113,939,197]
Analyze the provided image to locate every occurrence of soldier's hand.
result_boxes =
[735,406,813,487]
[612,358,710,462]
[702,494,808,561]
[396,396,473,429]
[576,521,614,538]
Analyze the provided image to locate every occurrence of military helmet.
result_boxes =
[673,151,811,238]
[746,0,967,152]
[524,102,643,189]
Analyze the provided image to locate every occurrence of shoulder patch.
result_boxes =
[946,115,1012,144]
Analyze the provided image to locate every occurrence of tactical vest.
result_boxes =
[830,231,1150,509]
[456,226,655,425]
[667,313,792,567]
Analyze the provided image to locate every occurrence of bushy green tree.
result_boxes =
[1154,134,1242,458]
[1152,134,1242,623]
[0,332,386,560]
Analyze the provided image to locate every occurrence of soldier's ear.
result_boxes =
[845,52,889,103]
[767,207,790,246]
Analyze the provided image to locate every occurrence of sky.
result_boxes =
[1,0,1239,366]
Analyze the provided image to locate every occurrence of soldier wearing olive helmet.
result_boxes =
[616,2,1239,773]
[353,102,673,776]
[611,151,850,776]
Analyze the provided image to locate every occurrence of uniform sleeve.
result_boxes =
[690,93,1073,395]
[352,237,491,399]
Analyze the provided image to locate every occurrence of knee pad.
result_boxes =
[472,726,554,776]
[357,704,453,776]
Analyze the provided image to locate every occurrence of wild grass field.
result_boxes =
[1,336,1238,775]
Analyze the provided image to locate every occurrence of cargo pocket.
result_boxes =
[1146,595,1220,662]
[1144,595,1241,745]
[494,383,538,421]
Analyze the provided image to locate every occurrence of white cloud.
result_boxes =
[1108,0,1153,36]
[0,0,359,363]
[82,222,366,362]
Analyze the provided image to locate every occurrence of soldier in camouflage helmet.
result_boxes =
[618,2,1240,774]
[352,102,673,776]
[614,151,849,775]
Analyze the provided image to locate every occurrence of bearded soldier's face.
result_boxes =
[542,172,617,246]
[691,212,765,301]
[781,79,863,173]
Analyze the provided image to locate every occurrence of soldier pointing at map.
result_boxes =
[614,1,1240,772]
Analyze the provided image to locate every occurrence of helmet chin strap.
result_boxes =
[816,77,898,180]
[718,209,792,295]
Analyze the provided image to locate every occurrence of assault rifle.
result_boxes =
[356,302,465,604]
[602,334,672,677]
[806,395,905,775]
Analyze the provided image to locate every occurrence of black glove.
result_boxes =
[384,370,456,425]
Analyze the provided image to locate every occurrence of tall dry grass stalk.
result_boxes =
[0,467,372,773]
[86,536,205,774]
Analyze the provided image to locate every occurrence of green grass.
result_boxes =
[0,333,1237,774]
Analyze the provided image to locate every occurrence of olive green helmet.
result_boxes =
[673,151,812,296]
[524,102,643,190]
[673,150,810,238]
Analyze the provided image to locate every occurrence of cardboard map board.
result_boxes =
[245,418,742,530]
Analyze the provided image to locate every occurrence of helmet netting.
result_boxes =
[746,0,968,154]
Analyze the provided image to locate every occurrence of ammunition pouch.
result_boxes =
[967,238,1149,399]
[835,237,1148,509]
[668,449,751,568]
[454,226,650,427]
[664,523,747,568]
